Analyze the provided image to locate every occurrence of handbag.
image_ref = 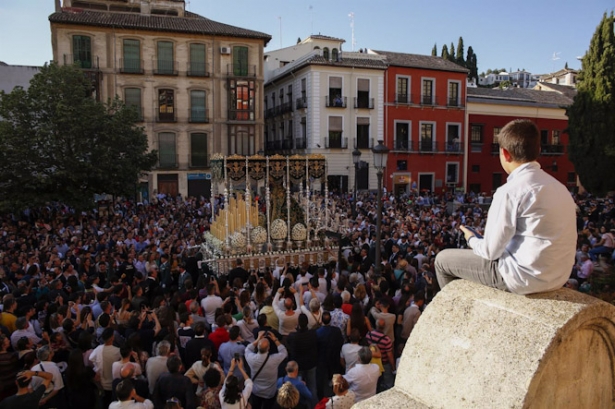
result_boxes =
[314,397,330,409]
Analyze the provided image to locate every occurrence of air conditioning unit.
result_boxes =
[220,47,231,55]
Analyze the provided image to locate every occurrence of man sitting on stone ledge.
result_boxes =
[435,119,576,295]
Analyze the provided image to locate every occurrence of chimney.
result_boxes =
[55,0,61,12]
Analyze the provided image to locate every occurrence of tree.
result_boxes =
[441,44,449,60]
[567,12,615,195]
[466,46,479,82]
[565,61,569,69]
[449,42,456,62]
[432,43,438,57]
[456,37,465,66]
[0,62,157,211]
[297,37,301,44]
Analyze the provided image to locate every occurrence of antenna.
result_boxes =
[348,12,355,51]
[309,6,313,35]
[185,0,190,11]
[278,16,282,48]
[551,51,561,74]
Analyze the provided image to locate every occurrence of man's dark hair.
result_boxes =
[257,313,268,327]
[179,312,189,324]
[309,277,319,288]
[333,295,343,309]
[298,313,308,330]
[194,322,206,336]
[322,311,331,325]
[349,328,361,343]
[414,291,426,303]
[498,119,540,162]
[166,355,182,373]
[98,313,110,328]
[116,379,134,401]
[120,344,133,358]
[102,327,115,342]
[204,367,222,388]
[15,316,28,330]
[229,325,240,341]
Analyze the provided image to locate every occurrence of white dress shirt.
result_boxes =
[109,399,154,409]
[468,162,577,294]
[343,363,380,402]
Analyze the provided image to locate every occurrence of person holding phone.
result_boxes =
[435,120,576,295]
[219,355,252,409]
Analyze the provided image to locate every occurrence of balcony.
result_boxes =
[158,153,179,169]
[279,102,293,114]
[63,54,100,70]
[447,97,462,107]
[228,109,255,121]
[156,111,177,123]
[265,107,275,119]
[394,138,410,151]
[282,138,293,150]
[187,61,210,77]
[295,137,307,149]
[325,136,348,149]
[325,95,347,108]
[154,60,178,76]
[390,141,464,154]
[120,58,144,74]
[189,108,209,123]
[395,93,410,104]
[421,95,436,106]
[226,64,257,77]
[296,97,308,109]
[354,97,374,109]
[354,138,374,150]
[541,144,565,155]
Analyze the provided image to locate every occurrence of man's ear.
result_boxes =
[501,147,513,163]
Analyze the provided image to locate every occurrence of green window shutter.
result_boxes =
[158,41,173,73]
[190,133,208,167]
[73,36,91,68]
[123,39,140,72]
[125,88,141,120]
[233,46,248,76]
[158,133,176,167]
[190,91,206,122]
[190,44,206,75]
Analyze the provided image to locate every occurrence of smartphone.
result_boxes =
[234,352,241,361]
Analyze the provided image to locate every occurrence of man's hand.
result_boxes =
[459,225,476,242]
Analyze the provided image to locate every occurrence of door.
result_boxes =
[157,174,178,197]
[357,166,369,191]
[418,174,434,193]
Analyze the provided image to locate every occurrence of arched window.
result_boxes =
[323,47,330,60]
[332,48,339,61]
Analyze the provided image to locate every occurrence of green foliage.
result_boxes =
[466,46,479,82]
[567,12,615,195]
[0,62,157,211]
[297,37,301,44]
[431,43,437,57]
[441,44,449,60]
[456,37,465,66]
[449,42,456,62]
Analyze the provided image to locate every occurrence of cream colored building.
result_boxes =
[49,0,270,199]
[263,36,386,192]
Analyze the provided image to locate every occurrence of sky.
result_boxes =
[0,0,613,75]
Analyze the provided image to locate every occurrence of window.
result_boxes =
[229,79,255,121]
[448,81,460,106]
[189,43,207,76]
[328,116,343,148]
[332,48,339,61]
[229,125,254,156]
[287,119,293,139]
[298,117,307,149]
[395,122,409,150]
[472,164,480,173]
[156,41,175,75]
[396,77,409,103]
[122,39,141,73]
[397,160,407,171]
[553,130,561,145]
[356,79,371,108]
[72,35,92,68]
[471,125,483,143]
[540,130,548,145]
[232,46,249,76]
[158,89,175,122]
[356,118,370,149]
[323,47,330,60]
[301,78,306,99]
[190,133,208,167]
[190,90,207,123]
[328,77,344,107]
[422,79,434,105]
[158,132,177,168]
[124,88,142,121]
[420,123,434,151]
[287,85,293,103]
[447,124,460,152]
[493,127,502,144]
[492,173,503,191]
[446,163,459,184]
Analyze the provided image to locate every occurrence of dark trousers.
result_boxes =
[250,393,277,409]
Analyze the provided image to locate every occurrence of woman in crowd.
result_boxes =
[325,375,355,409]
[65,348,97,408]
[347,302,371,340]
[219,356,252,409]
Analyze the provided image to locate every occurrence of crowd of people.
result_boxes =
[0,184,612,409]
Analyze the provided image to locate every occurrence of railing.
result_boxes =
[228,109,255,121]
[190,154,209,168]
[325,136,348,149]
[63,54,100,69]
[395,93,410,104]
[154,60,178,76]
[265,107,275,119]
[120,58,144,74]
[355,138,374,149]
[296,97,308,109]
[279,102,293,114]
[158,153,179,169]
[226,64,257,77]
[295,137,307,149]
[189,108,209,123]
[421,95,435,105]
[391,141,464,153]
[156,112,177,123]
[354,97,374,109]
[541,144,565,155]
[325,95,347,108]
[447,98,461,107]
[187,61,209,77]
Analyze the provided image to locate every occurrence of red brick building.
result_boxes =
[371,51,469,195]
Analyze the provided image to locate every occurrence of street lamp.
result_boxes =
[352,148,362,218]
[372,140,389,274]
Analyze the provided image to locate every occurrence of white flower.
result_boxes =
[271,219,287,240]
[230,232,246,249]
[251,226,267,244]
[291,223,307,241]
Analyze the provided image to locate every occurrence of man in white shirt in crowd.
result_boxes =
[89,327,121,408]
[245,331,288,409]
[272,287,301,336]
[343,346,380,403]
[435,119,577,295]
[109,379,153,409]
[340,329,362,373]
[30,346,65,409]
[200,282,223,325]
[145,340,171,395]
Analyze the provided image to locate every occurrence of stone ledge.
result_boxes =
[353,388,430,409]
[355,279,615,408]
